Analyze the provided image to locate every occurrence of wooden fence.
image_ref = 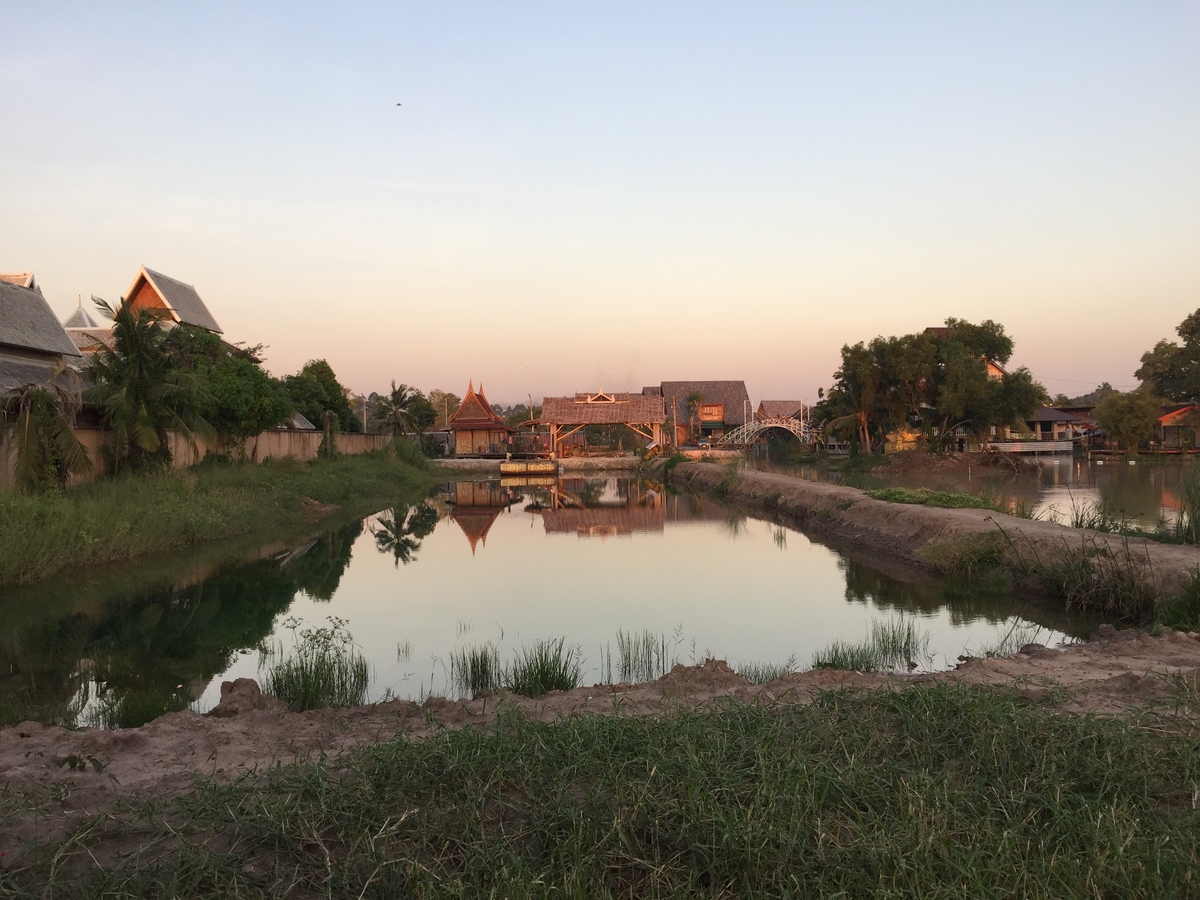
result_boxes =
[0,429,388,490]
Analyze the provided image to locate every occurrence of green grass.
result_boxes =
[866,486,1004,512]
[812,618,932,672]
[10,685,1199,897]
[735,658,797,684]
[260,617,372,711]
[505,637,582,697]
[449,642,503,698]
[0,449,438,587]
[611,628,680,683]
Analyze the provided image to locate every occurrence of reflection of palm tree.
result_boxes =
[371,501,440,566]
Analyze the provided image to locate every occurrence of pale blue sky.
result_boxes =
[3,2,1198,403]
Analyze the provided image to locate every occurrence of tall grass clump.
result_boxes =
[1155,571,1200,631]
[261,616,371,711]
[812,618,931,672]
[612,628,679,683]
[505,637,581,697]
[736,657,797,684]
[450,643,502,698]
[1169,468,1200,544]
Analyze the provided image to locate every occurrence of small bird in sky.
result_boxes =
[396,103,402,106]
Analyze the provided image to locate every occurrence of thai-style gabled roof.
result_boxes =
[540,392,665,425]
[125,265,223,333]
[658,381,752,426]
[0,280,82,360]
[0,272,37,291]
[448,381,512,432]
[64,328,115,354]
[757,400,805,420]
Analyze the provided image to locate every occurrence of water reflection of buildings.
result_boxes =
[447,480,517,554]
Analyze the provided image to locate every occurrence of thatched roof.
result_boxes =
[657,381,751,426]
[540,391,665,425]
[757,400,805,419]
[0,280,82,360]
[126,266,223,333]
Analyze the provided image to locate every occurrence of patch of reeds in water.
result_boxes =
[261,616,371,711]
[609,628,680,683]
[504,637,582,697]
[736,657,798,684]
[449,643,503,698]
[812,618,931,673]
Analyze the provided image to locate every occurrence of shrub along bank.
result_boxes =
[0,448,439,587]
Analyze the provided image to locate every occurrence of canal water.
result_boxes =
[1,475,1097,729]
[779,455,1200,529]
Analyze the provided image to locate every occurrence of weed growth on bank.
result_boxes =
[21,685,1199,897]
[812,618,931,672]
[260,617,371,711]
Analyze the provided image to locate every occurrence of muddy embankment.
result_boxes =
[663,461,1200,599]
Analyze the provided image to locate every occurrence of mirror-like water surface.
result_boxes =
[0,476,1095,728]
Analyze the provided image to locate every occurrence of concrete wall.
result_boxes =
[0,429,388,490]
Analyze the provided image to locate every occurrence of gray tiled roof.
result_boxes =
[63,305,102,328]
[658,381,752,426]
[541,392,665,425]
[142,267,223,333]
[0,357,80,395]
[0,280,82,359]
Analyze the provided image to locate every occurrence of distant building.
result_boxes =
[123,266,223,334]
[448,382,513,455]
[539,391,665,456]
[653,381,751,446]
[0,272,38,291]
[62,300,114,355]
[756,400,807,421]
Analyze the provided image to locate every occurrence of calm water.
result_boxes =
[0,476,1094,728]
[778,455,1200,528]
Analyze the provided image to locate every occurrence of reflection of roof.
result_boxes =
[541,392,665,425]
[126,266,223,333]
[541,505,664,536]
[449,381,512,432]
[0,280,82,359]
[757,400,804,419]
[450,507,503,555]
[658,381,752,426]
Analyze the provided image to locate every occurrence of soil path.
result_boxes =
[666,461,1200,597]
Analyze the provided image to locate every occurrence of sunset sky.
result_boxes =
[3,3,1198,404]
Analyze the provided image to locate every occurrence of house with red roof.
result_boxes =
[447,382,513,456]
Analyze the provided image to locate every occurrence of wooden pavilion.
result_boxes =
[539,391,665,457]
[447,382,513,456]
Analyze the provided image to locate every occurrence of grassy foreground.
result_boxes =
[0,450,438,587]
[4,685,1197,897]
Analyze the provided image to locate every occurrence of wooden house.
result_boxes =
[1157,405,1200,450]
[123,266,223,334]
[448,382,513,456]
[652,381,751,446]
[755,400,806,421]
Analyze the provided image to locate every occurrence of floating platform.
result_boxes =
[499,459,557,475]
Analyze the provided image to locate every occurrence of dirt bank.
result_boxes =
[664,461,1200,599]
[2,628,1200,859]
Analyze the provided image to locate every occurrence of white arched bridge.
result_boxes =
[715,416,820,446]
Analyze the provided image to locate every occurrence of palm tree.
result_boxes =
[2,362,93,492]
[685,391,704,444]
[86,297,213,473]
[371,381,420,440]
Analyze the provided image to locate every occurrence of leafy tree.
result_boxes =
[942,318,1014,366]
[168,327,293,444]
[86,298,214,473]
[281,360,361,434]
[1051,383,1118,407]
[1,365,93,492]
[1136,310,1200,401]
[427,389,463,429]
[1095,388,1163,455]
[821,342,882,452]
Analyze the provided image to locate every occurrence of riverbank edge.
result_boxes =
[0,451,445,588]
[659,460,1200,603]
